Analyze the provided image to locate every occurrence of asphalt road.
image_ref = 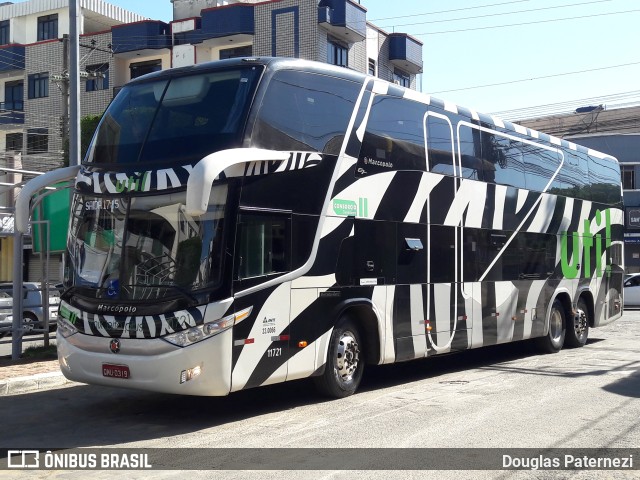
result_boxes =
[1,309,639,480]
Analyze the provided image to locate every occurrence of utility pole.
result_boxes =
[69,0,81,166]
[61,34,69,156]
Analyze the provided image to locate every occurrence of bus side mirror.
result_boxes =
[185,148,289,216]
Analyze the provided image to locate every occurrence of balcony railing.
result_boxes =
[112,21,171,55]
[0,45,25,72]
[0,103,24,125]
[200,3,255,40]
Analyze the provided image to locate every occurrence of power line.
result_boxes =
[378,0,613,29]
[368,0,532,21]
[412,7,640,35]
[431,60,640,95]
[491,90,640,120]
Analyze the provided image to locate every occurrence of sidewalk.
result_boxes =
[0,355,73,396]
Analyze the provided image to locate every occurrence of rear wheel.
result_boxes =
[565,298,590,348]
[536,299,566,353]
[313,318,364,398]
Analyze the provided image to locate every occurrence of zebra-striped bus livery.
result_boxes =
[55,57,623,397]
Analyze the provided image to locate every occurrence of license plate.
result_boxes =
[102,364,130,379]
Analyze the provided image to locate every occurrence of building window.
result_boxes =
[327,40,348,67]
[28,73,49,99]
[129,60,162,80]
[27,128,48,154]
[393,69,410,88]
[220,45,252,60]
[622,165,636,190]
[86,64,109,92]
[368,58,376,77]
[6,132,23,152]
[0,20,9,46]
[3,81,23,110]
[37,14,58,41]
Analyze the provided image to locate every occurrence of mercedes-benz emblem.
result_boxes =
[109,338,121,354]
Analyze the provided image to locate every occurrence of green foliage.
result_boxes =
[22,344,58,360]
[62,113,103,166]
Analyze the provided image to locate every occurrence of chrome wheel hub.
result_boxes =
[550,309,563,341]
[336,331,360,382]
[574,309,588,337]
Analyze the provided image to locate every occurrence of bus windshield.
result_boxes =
[87,66,263,165]
[64,185,228,301]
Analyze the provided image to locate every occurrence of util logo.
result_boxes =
[561,209,612,279]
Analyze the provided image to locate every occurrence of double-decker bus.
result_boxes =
[49,57,623,398]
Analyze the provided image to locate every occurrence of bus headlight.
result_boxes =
[57,317,78,338]
[163,306,252,348]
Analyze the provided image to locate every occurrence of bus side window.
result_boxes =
[479,131,527,189]
[234,212,291,282]
[452,122,482,179]
[589,155,621,205]
[252,70,360,154]
[556,149,589,200]
[524,144,562,193]
[427,115,456,177]
[358,96,427,176]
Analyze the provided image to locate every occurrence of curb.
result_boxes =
[0,371,74,396]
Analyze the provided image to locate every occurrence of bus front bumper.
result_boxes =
[56,329,233,396]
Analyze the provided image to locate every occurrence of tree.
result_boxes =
[62,113,102,166]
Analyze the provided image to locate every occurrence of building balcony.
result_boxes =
[389,33,423,74]
[173,4,255,49]
[0,104,24,127]
[201,4,254,40]
[0,45,25,72]
[112,21,171,58]
[318,0,366,44]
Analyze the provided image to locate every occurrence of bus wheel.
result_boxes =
[314,318,363,398]
[565,298,589,348]
[535,299,566,353]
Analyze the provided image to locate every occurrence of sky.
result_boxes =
[100,0,640,119]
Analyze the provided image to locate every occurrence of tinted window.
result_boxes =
[253,71,360,154]
[358,96,427,176]
[480,131,526,188]
[235,212,290,281]
[89,67,261,165]
[428,115,456,176]
[556,149,590,200]
[455,121,483,179]
[523,143,562,192]
[589,155,621,205]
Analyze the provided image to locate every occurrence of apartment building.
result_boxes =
[0,0,423,282]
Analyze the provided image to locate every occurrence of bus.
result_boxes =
[48,57,623,398]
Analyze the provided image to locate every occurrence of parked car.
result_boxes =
[0,288,12,337]
[0,282,60,336]
[624,273,640,307]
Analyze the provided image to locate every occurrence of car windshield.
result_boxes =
[87,66,262,165]
[64,186,228,301]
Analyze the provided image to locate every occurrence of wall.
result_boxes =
[254,0,318,59]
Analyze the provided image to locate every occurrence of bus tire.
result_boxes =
[313,317,364,398]
[535,299,566,353]
[565,297,589,348]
